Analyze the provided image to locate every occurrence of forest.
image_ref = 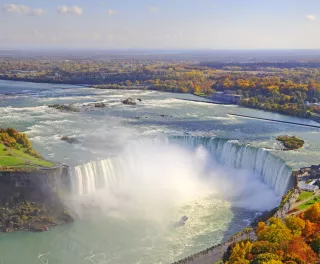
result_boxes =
[1,59,320,118]
[225,202,320,264]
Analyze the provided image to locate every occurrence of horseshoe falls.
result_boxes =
[69,136,293,201]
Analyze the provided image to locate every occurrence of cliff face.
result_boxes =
[0,166,70,202]
[0,166,74,233]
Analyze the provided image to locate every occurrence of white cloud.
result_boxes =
[31,9,46,16]
[58,6,83,16]
[107,9,116,16]
[305,14,317,21]
[149,6,160,13]
[2,4,45,16]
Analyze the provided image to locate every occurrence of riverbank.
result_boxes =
[1,77,319,124]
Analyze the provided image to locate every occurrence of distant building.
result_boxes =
[298,181,319,192]
[212,90,242,104]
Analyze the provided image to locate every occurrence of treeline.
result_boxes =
[212,74,320,117]
[1,59,320,118]
[200,61,320,70]
[0,128,41,158]
[225,202,320,264]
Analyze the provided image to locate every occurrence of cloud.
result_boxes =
[2,4,45,16]
[107,9,116,16]
[58,6,83,16]
[149,6,160,13]
[31,9,46,16]
[305,14,317,21]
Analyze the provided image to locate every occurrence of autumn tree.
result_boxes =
[257,218,293,244]
[285,216,305,236]
[303,202,320,222]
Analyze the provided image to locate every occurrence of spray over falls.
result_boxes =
[68,136,293,214]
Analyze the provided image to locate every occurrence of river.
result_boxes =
[0,80,319,264]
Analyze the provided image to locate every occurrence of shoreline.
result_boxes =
[1,77,319,124]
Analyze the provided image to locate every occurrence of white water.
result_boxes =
[170,136,293,197]
[68,136,291,215]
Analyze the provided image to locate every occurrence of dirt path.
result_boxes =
[290,191,320,210]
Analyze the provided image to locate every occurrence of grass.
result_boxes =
[194,92,207,97]
[298,196,320,211]
[0,143,54,169]
[298,191,314,202]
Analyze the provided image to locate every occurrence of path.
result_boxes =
[290,190,320,210]
[172,232,257,264]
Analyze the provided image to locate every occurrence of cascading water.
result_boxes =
[170,136,293,197]
[69,136,293,200]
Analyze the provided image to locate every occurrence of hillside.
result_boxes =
[0,128,54,170]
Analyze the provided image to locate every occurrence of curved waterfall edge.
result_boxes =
[68,136,294,197]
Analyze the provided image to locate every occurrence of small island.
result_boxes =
[0,128,73,233]
[276,135,305,150]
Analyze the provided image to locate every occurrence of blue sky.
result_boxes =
[0,0,319,49]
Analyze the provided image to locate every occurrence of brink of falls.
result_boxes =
[68,136,293,198]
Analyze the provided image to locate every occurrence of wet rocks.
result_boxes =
[48,104,80,112]
[93,102,107,108]
[122,98,137,105]
[61,136,80,144]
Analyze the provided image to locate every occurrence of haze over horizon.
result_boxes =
[0,0,319,50]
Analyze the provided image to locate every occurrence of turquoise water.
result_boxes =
[0,80,319,264]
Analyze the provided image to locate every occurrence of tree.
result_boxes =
[227,241,252,264]
[303,202,320,222]
[250,253,281,264]
[285,216,305,236]
[303,220,317,240]
[311,235,320,253]
[257,218,293,244]
[286,237,316,264]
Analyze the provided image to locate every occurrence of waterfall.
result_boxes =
[69,136,293,197]
[170,136,293,196]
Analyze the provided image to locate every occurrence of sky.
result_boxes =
[0,0,319,50]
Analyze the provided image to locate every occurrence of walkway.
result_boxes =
[171,232,257,264]
[290,190,320,210]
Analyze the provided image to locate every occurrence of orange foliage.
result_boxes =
[226,202,320,264]
[286,237,316,264]
[303,202,320,223]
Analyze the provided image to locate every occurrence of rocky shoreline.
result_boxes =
[0,199,74,233]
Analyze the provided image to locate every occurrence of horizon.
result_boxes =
[0,0,319,50]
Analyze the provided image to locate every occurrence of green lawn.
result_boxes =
[0,143,54,168]
[298,196,320,210]
[298,191,314,202]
